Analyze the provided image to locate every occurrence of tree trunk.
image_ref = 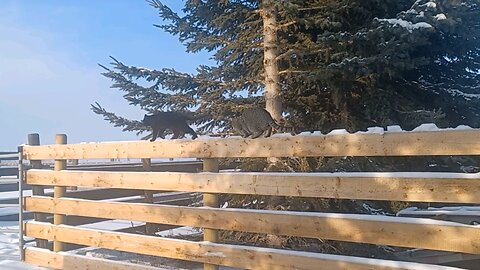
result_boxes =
[261,0,282,122]
[262,0,283,171]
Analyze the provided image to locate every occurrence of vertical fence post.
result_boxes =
[17,145,25,261]
[202,158,219,270]
[142,158,156,235]
[27,133,48,249]
[53,134,67,252]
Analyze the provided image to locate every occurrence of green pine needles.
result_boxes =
[92,0,480,137]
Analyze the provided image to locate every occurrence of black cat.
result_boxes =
[142,112,199,141]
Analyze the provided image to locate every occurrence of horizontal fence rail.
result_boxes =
[24,222,461,270]
[24,196,480,254]
[25,247,160,270]
[0,152,19,160]
[26,170,480,203]
[22,129,480,159]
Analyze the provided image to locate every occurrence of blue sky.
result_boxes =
[0,0,211,150]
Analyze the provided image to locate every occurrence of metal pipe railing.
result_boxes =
[17,146,25,261]
[0,153,20,160]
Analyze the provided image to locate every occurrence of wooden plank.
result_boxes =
[27,133,48,249]
[21,129,480,160]
[26,170,480,203]
[43,195,192,226]
[53,134,67,252]
[25,197,480,254]
[142,158,156,235]
[202,158,220,270]
[24,222,461,270]
[24,247,160,270]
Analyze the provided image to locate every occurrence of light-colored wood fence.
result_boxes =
[20,128,480,270]
[17,134,202,252]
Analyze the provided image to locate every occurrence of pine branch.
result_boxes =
[95,0,480,136]
[90,102,148,135]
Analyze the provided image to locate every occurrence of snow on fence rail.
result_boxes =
[19,128,480,270]
[21,127,480,160]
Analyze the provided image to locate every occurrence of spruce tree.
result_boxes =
[93,0,479,137]
[280,0,480,131]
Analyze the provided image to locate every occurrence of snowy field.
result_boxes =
[0,175,45,269]
[0,221,45,269]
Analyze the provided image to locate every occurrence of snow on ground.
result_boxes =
[0,179,46,269]
[80,219,144,231]
[0,221,21,262]
[399,206,480,217]
[0,215,236,269]
[72,225,239,270]
[0,221,45,269]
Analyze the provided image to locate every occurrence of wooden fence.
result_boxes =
[19,128,480,270]
[18,134,202,251]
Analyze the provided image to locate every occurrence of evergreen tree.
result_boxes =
[280,0,480,131]
[93,0,479,136]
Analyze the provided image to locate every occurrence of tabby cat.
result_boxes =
[231,108,297,138]
[142,112,199,141]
